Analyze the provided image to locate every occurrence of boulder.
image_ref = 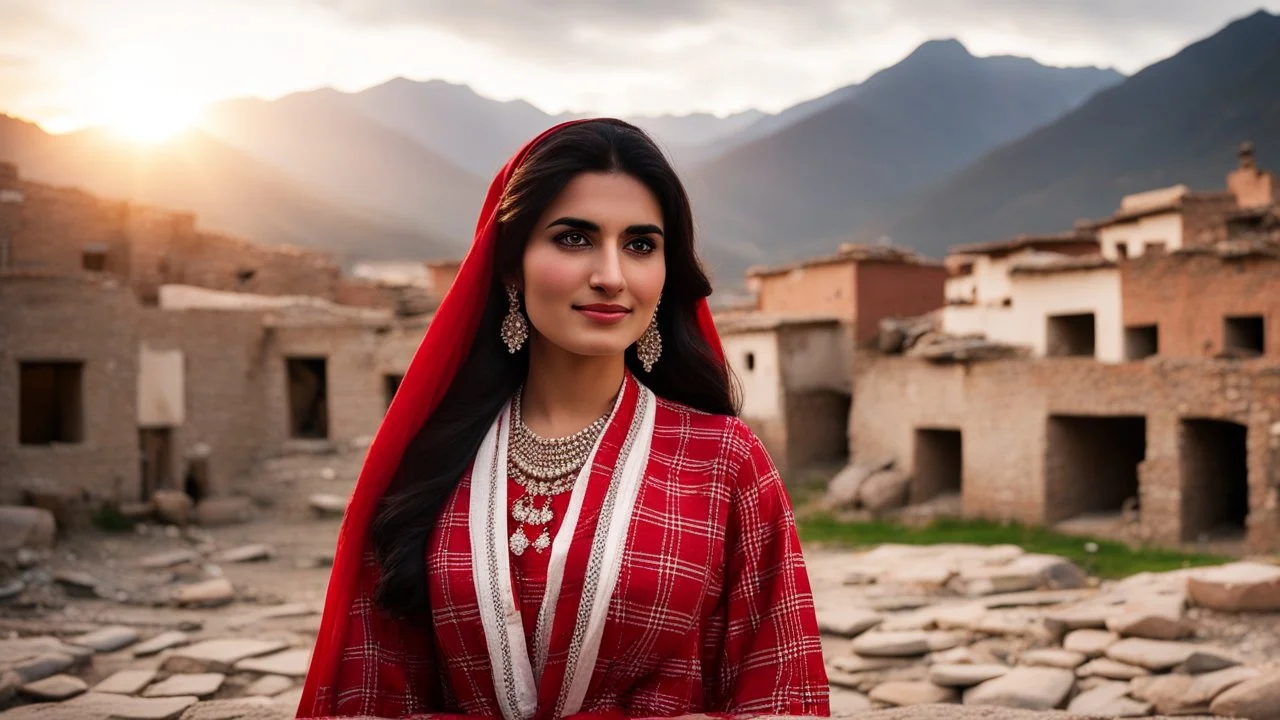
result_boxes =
[857,469,911,513]
[0,506,56,550]
[1210,669,1280,719]
[1132,666,1260,715]
[963,667,1075,710]
[152,490,194,526]
[1104,593,1189,640]
[1186,562,1280,612]
[823,458,893,510]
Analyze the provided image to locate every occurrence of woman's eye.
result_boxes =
[627,237,657,254]
[555,231,590,247]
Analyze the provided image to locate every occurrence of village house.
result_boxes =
[0,164,448,522]
[848,144,1280,552]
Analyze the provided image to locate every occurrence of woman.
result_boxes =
[298,118,829,719]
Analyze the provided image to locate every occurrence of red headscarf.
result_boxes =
[298,119,726,713]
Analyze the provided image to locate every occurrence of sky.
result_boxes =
[3,0,1279,136]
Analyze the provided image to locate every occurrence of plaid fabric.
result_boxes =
[315,397,829,719]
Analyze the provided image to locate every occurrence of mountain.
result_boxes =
[202,88,486,243]
[879,10,1280,257]
[684,39,1123,274]
[0,114,446,264]
[694,84,861,163]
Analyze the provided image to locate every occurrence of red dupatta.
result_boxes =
[297,119,726,717]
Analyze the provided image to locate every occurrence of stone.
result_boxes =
[64,691,199,719]
[1043,605,1112,630]
[1105,638,1227,671]
[244,674,294,697]
[1063,629,1119,657]
[94,669,159,695]
[12,653,75,683]
[1133,666,1260,715]
[1,668,21,705]
[878,609,938,632]
[1186,562,1280,612]
[958,566,1041,597]
[962,667,1075,710]
[1076,658,1151,680]
[857,469,910,513]
[213,544,273,563]
[1067,681,1153,717]
[139,549,202,569]
[153,490,194,526]
[850,631,930,657]
[233,649,310,677]
[1105,593,1189,640]
[178,697,287,720]
[1020,648,1086,669]
[175,578,235,607]
[53,569,100,597]
[869,680,959,706]
[823,459,891,510]
[816,607,883,638]
[830,655,914,673]
[162,639,289,674]
[0,506,58,550]
[143,673,225,698]
[308,494,347,517]
[1008,554,1088,590]
[932,603,987,630]
[15,547,42,568]
[68,625,140,652]
[926,631,970,652]
[134,631,191,657]
[1174,648,1244,674]
[21,673,88,701]
[0,577,25,600]
[1210,670,1280,719]
[928,663,1010,687]
[829,688,873,715]
[192,497,254,527]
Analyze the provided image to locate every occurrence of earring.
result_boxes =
[636,297,662,372]
[501,285,528,353]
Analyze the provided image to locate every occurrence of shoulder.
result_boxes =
[652,396,766,478]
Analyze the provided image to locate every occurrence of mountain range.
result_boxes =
[2,9,1277,286]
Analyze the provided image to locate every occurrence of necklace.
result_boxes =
[507,389,609,555]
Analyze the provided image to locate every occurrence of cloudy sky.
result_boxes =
[3,0,1278,134]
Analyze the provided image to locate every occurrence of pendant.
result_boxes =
[509,528,530,556]
[532,528,552,553]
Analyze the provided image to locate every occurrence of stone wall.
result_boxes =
[851,355,1280,551]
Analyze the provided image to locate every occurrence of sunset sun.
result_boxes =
[89,51,207,143]
[105,91,202,143]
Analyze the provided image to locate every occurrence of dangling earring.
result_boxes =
[501,285,528,353]
[636,296,662,372]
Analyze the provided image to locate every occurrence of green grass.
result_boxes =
[797,514,1229,579]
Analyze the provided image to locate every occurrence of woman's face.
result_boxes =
[521,171,667,362]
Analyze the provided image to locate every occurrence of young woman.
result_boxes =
[298,119,829,719]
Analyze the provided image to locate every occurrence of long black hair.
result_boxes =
[371,119,737,619]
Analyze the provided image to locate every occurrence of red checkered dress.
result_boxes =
[311,389,829,719]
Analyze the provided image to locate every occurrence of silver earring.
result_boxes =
[501,285,528,353]
[636,297,662,372]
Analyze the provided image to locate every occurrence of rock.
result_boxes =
[1133,666,1260,715]
[857,469,910,513]
[213,544,273,563]
[1186,562,1280,612]
[1174,648,1244,674]
[1066,681,1153,717]
[53,569,100,597]
[830,655,915,674]
[12,653,74,683]
[829,688,874,715]
[143,673,225,698]
[933,603,987,630]
[134,631,191,657]
[1021,648,1086,669]
[63,691,199,719]
[1063,629,1119,657]
[878,608,938,632]
[850,631,930,657]
[869,680,959,706]
[817,607,883,638]
[963,667,1075,710]
[1105,593,1189,640]
[1043,605,1112,630]
[162,639,289,674]
[139,549,203,570]
[1007,554,1088,590]
[94,669,159,695]
[233,649,310,677]
[823,459,892,510]
[68,625,140,652]
[174,578,234,607]
[884,564,956,590]
[15,547,42,569]
[958,566,1041,597]
[1076,658,1151,680]
[1210,669,1280,719]
[1105,638,1230,671]
[153,490,194,526]
[178,697,287,720]
[0,578,24,600]
[243,674,294,697]
[21,673,88,701]
[928,664,1010,687]
[192,497,254,527]
[308,494,347,517]
[1,669,22,704]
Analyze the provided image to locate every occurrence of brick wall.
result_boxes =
[166,231,340,300]
[9,182,131,276]
[0,275,140,504]
[855,261,947,344]
[852,355,1280,551]
[1123,250,1280,359]
[755,262,857,323]
[1181,194,1240,248]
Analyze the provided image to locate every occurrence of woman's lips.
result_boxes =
[574,304,631,325]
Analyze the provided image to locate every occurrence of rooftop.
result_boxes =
[714,312,843,334]
[950,230,1098,258]
[1009,255,1117,276]
[746,243,941,278]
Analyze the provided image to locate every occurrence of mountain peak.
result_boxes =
[906,38,972,62]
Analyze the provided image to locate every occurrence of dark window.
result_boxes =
[286,357,329,439]
[19,361,84,445]
[1047,314,1096,357]
[82,249,106,272]
[745,352,756,371]
[384,374,404,409]
[1125,325,1158,360]
[1115,242,1129,259]
[1224,315,1264,356]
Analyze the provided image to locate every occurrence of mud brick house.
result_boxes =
[0,164,450,512]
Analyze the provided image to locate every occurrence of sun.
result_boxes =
[105,93,203,144]
[87,49,207,144]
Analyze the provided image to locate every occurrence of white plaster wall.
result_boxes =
[722,331,782,420]
[1098,213,1182,260]
[940,305,1024,346]
[1010,268,1123,363]
[946,274,977,304]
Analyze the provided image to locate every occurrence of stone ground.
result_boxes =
[3,448,1280,719]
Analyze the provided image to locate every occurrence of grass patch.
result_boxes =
[797,514,1229,579]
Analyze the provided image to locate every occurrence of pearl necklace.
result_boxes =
[507,390,609,555]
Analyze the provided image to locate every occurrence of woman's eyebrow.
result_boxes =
[545,216,598,231]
